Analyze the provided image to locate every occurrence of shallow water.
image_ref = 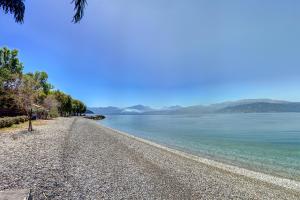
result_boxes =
[98,113,300,181]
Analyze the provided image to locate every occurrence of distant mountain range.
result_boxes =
[88,99,300,115]
[88,105,155,115]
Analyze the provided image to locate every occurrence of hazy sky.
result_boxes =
[1,0,300,107]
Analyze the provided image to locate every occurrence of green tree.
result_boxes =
[72,99,86,116]
[72,99,81,116]
[30,71,53,105]
[33,71,53,95]
[1,47,88,122]
[0,47,23,90]
[54,90,73,117]
[65,95,73,116]
[79,101,86,115]
[79,102,87,115]
[0,47,24,116]
[0,0,87,23]
[53,90,66,116]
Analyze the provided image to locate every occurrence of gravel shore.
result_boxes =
[0,117,300,199]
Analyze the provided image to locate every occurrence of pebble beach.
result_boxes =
[0,117,299,199]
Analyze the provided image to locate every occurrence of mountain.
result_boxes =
[219,102,300,113]
[88,106,123,115]
[89,105,155,115]
[161,105,183,110]
[122,105,154,113]
[146,105,213,115]
[88,99,300,115]
[209,99,289,110]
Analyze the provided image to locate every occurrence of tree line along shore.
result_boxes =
[0,47,87,131]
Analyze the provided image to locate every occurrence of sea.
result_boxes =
[98,113,300,181]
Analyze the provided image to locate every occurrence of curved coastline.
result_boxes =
[2,117,299,199]
[98,123,300,192]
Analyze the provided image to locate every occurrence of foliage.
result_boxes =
[72,99,86,116]
[30,71,53,104]
[0,0,87,23]
[0,47,24,116]
[0,116,27,128]
[43,94,59,118]
[33,71,53,95]
[0,0,25,23]
[72,0,87,23]
[49,107,59,118]
[84,115,105,120]
[53,90,73,117]
[0,47,87,130]
[17,73,41,111]
[17,73,43,131]
[0,47,23,90]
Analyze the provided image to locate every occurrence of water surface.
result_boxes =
[98,113,300,180]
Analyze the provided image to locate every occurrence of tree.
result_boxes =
[43,94,59,118]
[0,0,87,24]
[33,71,53,95]
[53,90,66,116]
[1,46,88,124]
[64,95,73,116]
[72,99,86,116]
[0,47,23,90]
[53,90,73,117]
[31,71,53,105]
[17,74,41,131]
[79,103,87,115]
[72,99,81,116]
[0,47,24,116]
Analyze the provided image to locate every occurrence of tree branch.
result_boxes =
[72,0,87,23]
[0,0,88,24]
[0,0,25,23]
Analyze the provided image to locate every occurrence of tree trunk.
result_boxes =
[28,108,33,131]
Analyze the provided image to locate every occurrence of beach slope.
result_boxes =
[0,117,299,199]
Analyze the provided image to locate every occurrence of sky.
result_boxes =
[1,0,300,107]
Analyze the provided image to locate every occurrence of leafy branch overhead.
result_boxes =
[0,0,87,23]
[72,0,87,23]
[0,0,25,23]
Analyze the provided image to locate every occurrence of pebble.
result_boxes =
[0,117,299,199]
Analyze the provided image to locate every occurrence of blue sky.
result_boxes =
[1,0,300,107]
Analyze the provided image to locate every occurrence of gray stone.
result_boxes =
[0,189,31,200]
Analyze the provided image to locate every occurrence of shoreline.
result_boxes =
[1,117,300,199]
[98,122,300,192]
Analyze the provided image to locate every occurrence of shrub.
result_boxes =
[12,117,20,124]
[19,117,25,123]
[19,116,27,123]
[49,107,59,118]
[84,115,106,120]
[0,116,28,128]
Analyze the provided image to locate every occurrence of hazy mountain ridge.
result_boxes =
[89,99,300,115]
[122,105,154,113]
[220,102,300,113]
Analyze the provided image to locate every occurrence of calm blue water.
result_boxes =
[98,113,300,180]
